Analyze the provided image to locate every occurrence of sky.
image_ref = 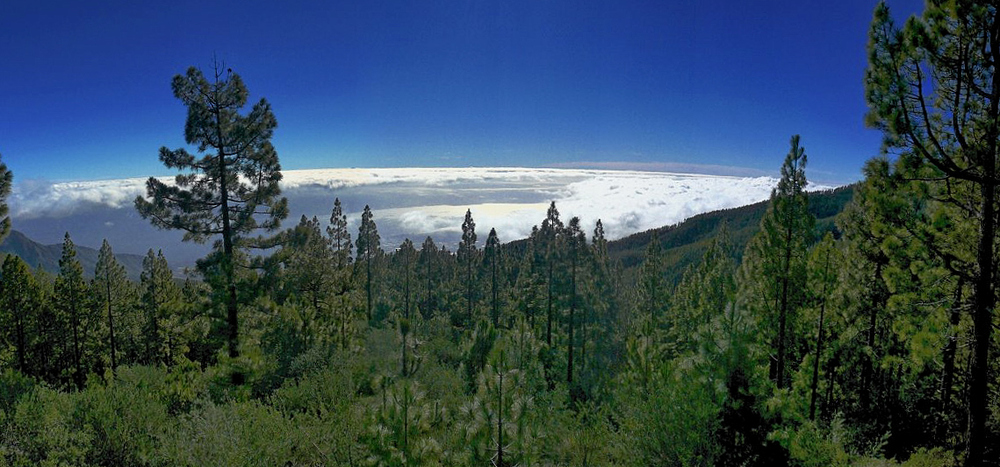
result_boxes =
[1,0,924,185]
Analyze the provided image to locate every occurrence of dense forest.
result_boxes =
[1,1,999,465]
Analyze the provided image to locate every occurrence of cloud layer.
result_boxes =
[8,168,831,265]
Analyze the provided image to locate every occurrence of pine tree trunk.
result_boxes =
[366,252,372,322]
[967,178,995,466]
[467,259,473,324]
[938,279,963,441]
[491,257,499,327]
[106,277,117,374]
[546,255,553,346]
[497,363,504,467]
[775,218,795,389]
[15,304,26,374]
[861,261,884,410]
[215,106,239,362]
[71,298,83,390]
[567,253,575,385]
[809,247,832,420]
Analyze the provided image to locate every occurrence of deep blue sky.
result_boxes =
[2,0,923,185]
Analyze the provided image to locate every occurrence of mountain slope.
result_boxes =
[608,184,855,285]
[0,230,146,281]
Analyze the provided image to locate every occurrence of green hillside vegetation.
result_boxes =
[610,184,855,284]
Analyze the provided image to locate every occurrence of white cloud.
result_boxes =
[8,168,835,249]
[10,177,153,219]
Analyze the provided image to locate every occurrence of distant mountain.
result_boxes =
[0,230,146,281]
[608,184,856,285]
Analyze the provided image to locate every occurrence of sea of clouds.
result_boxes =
[8,168,828,267]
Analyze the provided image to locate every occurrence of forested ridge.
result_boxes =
[1,1,1000,465]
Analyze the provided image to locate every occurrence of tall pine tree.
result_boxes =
[741,135,813,389]
[55,233,88,390]
[865,3,1000,461]
[357,205,381,323]
[134,64,288,360]
[1,255,37,374]
[327,197,353,269]
[483,228,502,327]
[458,209,478,326]
[94,239,127,374]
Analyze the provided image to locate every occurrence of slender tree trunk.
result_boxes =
[215,102,239,361]
[15,306,26,374]
[424,257,432,318]
[824,353,838,420]
[497,360,504,467]
[401,329,408,377]
[106,277,117,374]
[365,252,372,322]
[809,247,832,420]
[775,232,792,389]
[938,279,964,441]
[546,253,553,346]
[491,256,499,327]
[71,298,83,390]
[466,259,473,324]
[861,261,884,410]
[567,254,576,384]
[967,178,995,466]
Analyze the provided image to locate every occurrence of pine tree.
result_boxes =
[0,151,11,243]
[55,233,88,390]
[806,232,840,420]
[741,135,813,389]
[281,215,336,345]
[396,239,417,321]
[585,219,621,383]
[140,249,178,364]
[458,209,478,326]
[565,217,587,385]
[1,255,37,374]
[483,228,502,327]
[134,64,288,360]
[418,236,438,319]
[94,239,127,375]
[356,205,381,323]
[538,202,563,346]
[327,197,353,269]
[671,224,737,355]
[865,3,1000,461]
[638,231,666,327]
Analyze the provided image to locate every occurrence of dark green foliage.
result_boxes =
[458,209,478,327]
[483,228,503,327]
[865,2,1000,462]
[327,197,353,268]
[55,233,90,390]
[94,239,128,374]
[140,249,180,364]
[357,204,381,323]
[741,135,814,389]
[1,255,37,374]
[134,64,288,361]
[0,151,11,244]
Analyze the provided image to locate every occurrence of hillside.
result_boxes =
[0,230,146,281]
[608,184,856,285]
